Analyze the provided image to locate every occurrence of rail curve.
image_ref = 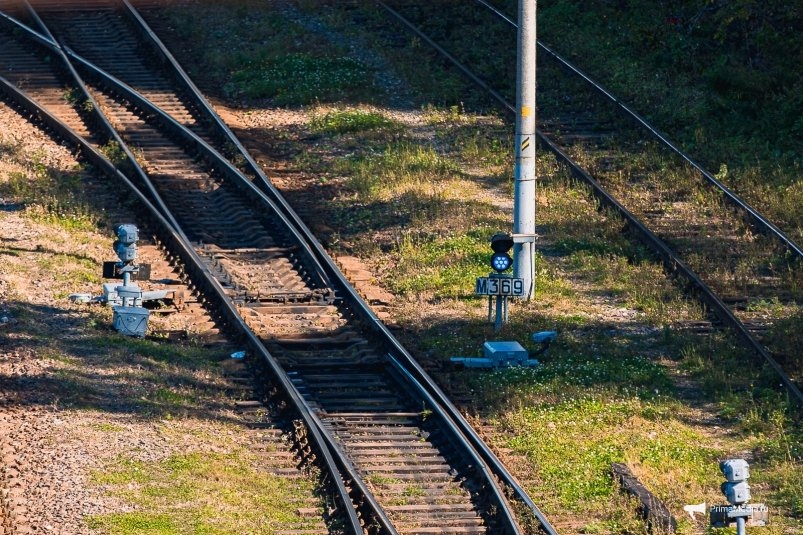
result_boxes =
[0,1,559,533]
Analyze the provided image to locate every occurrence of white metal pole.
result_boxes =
[513,0,536,299]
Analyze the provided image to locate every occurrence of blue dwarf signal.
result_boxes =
[491,252,512,272]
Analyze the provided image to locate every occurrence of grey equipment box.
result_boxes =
[112,306,150,337]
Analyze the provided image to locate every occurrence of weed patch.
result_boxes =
[0,146,105,232]
[310,107,399,134]
[89,448,322,533]
[136,2,803,531]
[387,231,491,297]
[226,53,372,105]
[339,141,461,198]
[496,396,721,523]
[87,512,177,534]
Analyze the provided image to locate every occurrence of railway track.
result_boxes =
[0,1,557,533]
[374,0,803,405]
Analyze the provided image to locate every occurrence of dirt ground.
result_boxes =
[0,97,458,534]
[0,102,282,533]
[1,66,790,534]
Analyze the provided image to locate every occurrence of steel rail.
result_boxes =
[5,2,191,248]
[473,0,803,260]
[373,6,565,530]
[3,3,334,303]
[118,0,429,351]
[535,134,803,406]
[389,348,557,534]
[27,0,338,294]
[0,74,374,535]
[113,5,551,530]
[0,14,369,533]
[62,45,336,290]
[385,359,520,534]
[60,57,487,535]
[376,1,513,115]
[119,0,272,189]
[380,0,803,406]
[2,9,528,531]
[119,0,340,278]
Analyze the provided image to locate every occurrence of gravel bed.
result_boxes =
[0,102,259,534]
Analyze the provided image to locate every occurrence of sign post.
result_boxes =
[476,273,526,332]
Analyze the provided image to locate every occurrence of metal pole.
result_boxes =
[736,516,746,535]
[122,269,131,307]
[488,296,493,323]
[513,0,537,299]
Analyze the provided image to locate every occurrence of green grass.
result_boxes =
[387,230,495,297]
[331,130,501,245]
[90,422,127,433]
[315,7,496,109]
[500,397,717,511]
[367,473,403,486]
[225,53,372,105]
[158,1,379,106]
[422,105,512,174]
[533,0,803,249]
[336,125,803,530]
[0,298,222,416]
[92,457,151,486]
[0,214,327,531]
[317,133,512,264]
[371,143,758,535]
[5,1,798,532]
[147,387,196,407]
[536,0,801,157]
[0,145,105,232]
[89,448,322,533]
[339,141,462,197]
[87,512,177,534]
[309,107,399,134]
[477,353,673,401]
[462,328,803,531]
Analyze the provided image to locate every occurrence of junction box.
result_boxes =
[451,340,540,368]
[112,306,150,337]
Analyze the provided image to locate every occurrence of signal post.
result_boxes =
[513,0,537,299]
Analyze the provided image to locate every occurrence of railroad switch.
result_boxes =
[101,224,170,337]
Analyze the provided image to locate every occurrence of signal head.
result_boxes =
[490,232,514,253]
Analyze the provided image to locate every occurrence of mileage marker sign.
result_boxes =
[475,276,526,296]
